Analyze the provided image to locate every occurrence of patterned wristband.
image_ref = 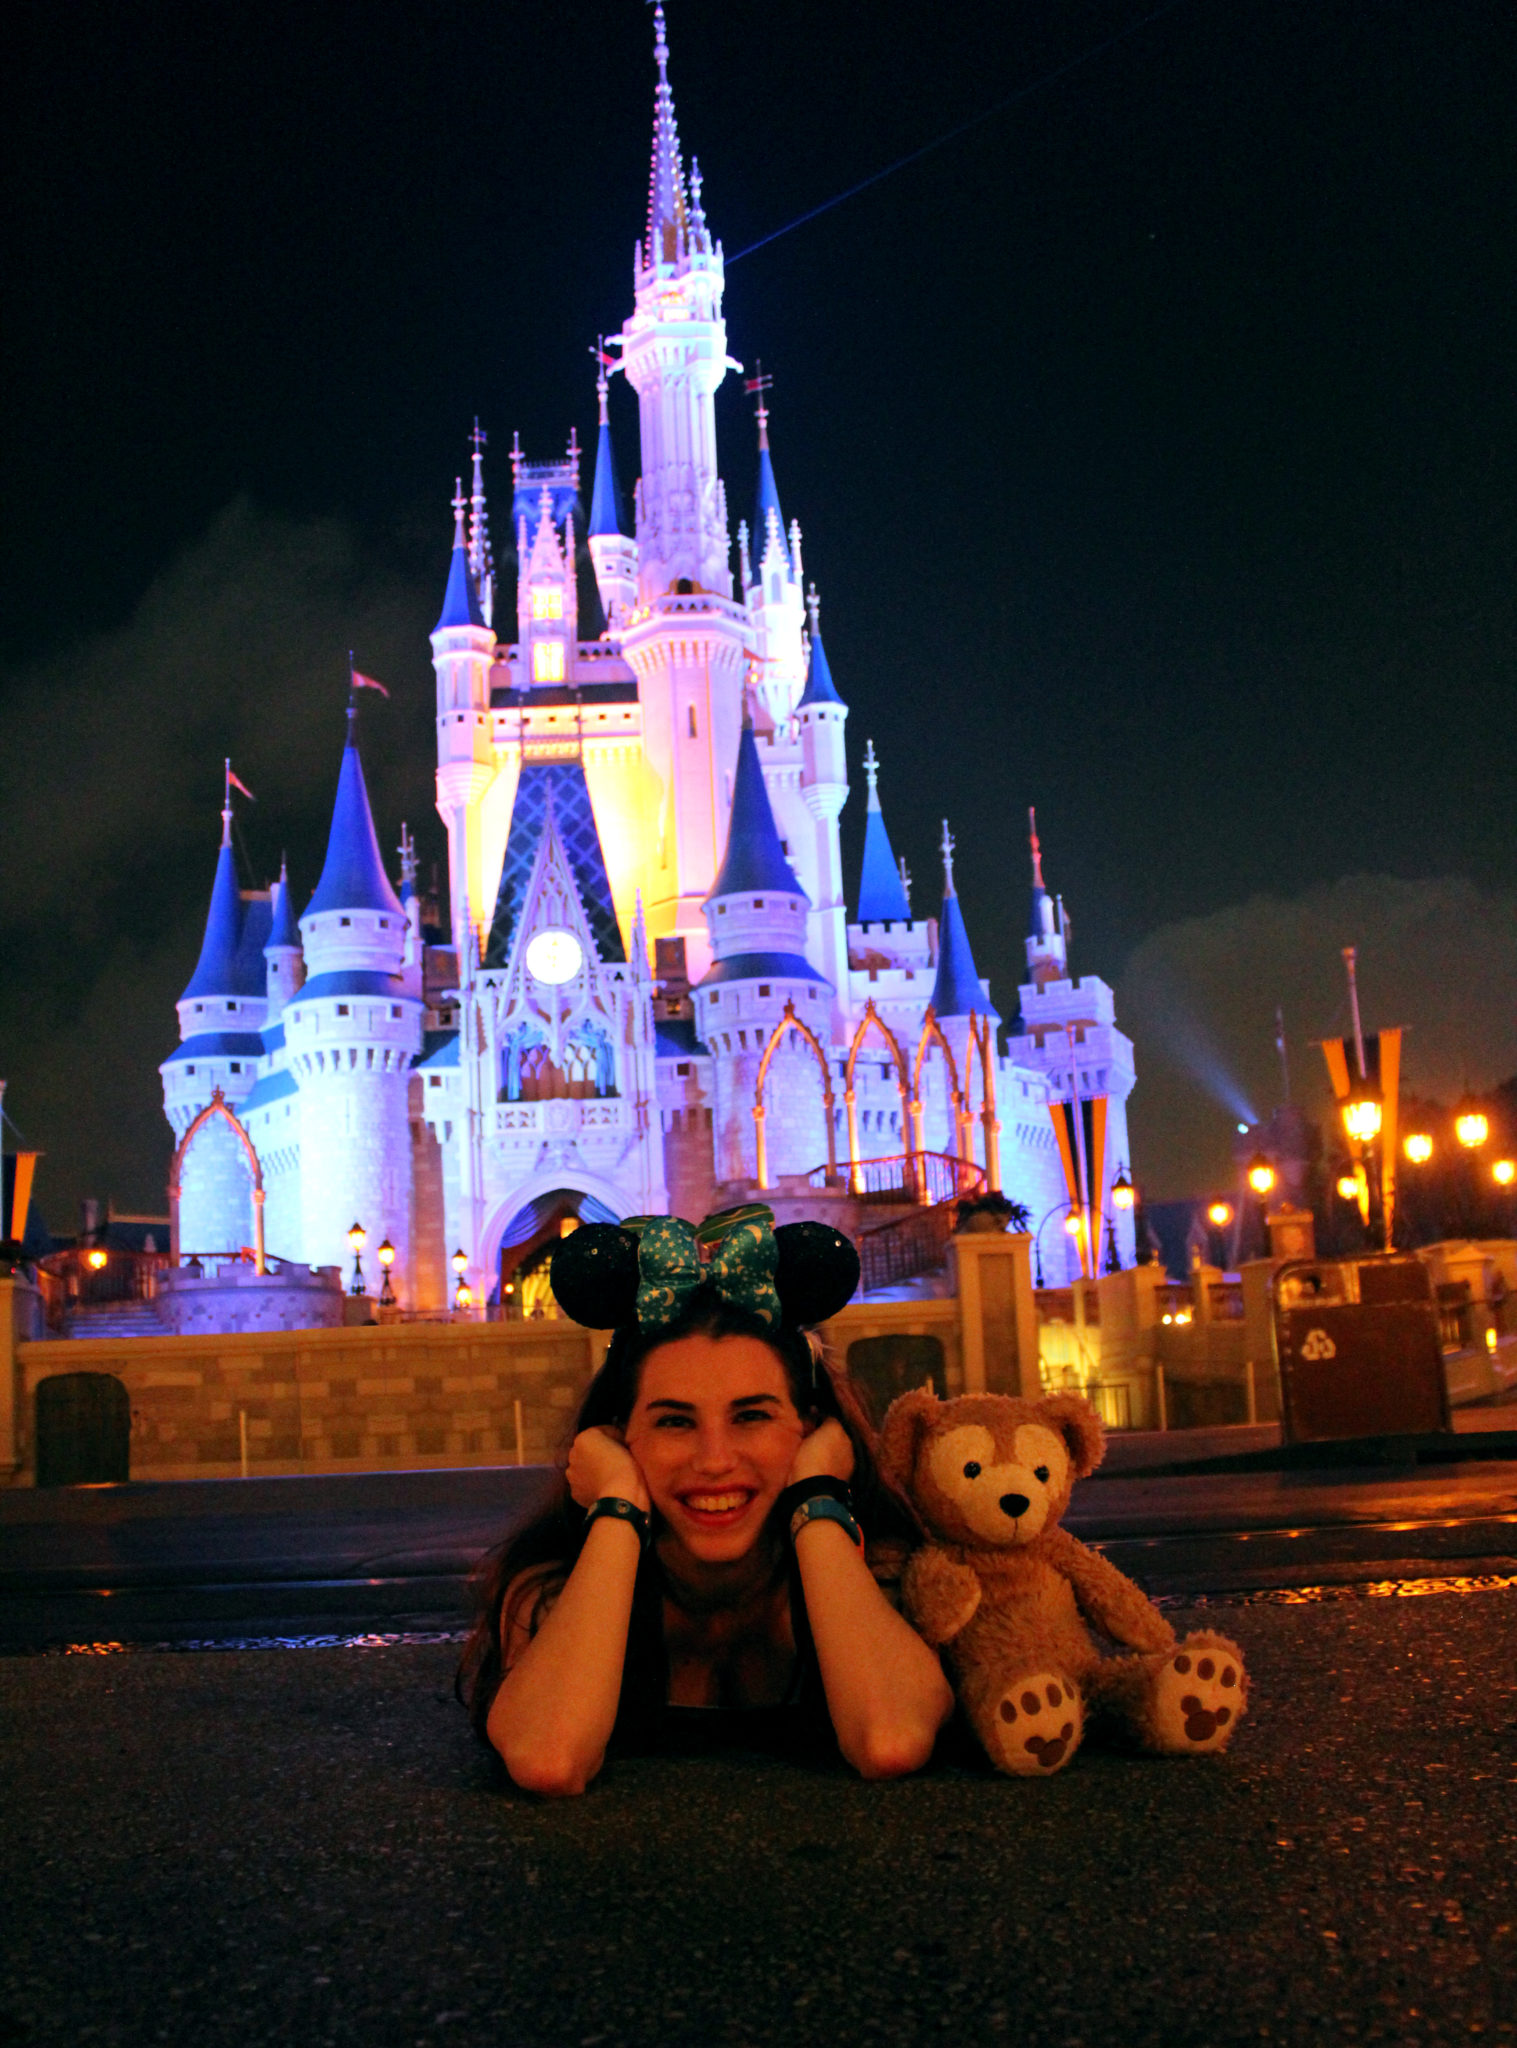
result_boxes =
[583,1496,652,1549]
[788,1493,863,1549]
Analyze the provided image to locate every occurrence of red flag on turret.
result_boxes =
[350,669,390,698]
[227,769,257,802]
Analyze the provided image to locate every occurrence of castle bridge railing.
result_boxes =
[809,1150,982,1210]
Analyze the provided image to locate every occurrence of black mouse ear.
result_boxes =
[773,1221,860,1327]
[549,1226,641,1328]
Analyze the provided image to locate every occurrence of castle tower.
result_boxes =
[159,784,270,1255]
[740,377,807,727]
[1025,806,1068,988]
[856,739,912,931]
[793,585,849,1022]
[587,365,637,628]
[288,714,425,1288]
[697,718,831,1186]
[263,857,305,1023]
[617,6,749,969]
[431,482,498,961]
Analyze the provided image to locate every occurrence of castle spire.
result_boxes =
[745,364,790,572]
[707,724,808,903]
[856,740,911,924]
[645,2,688,271]
[1024,804,1069,985]
[434,477,485,632]
[468,421,495,628]
[304,718,404,921]
[930,819,996,1020]
[797,583,844,708]
[180,792,245,1002]
[588,347,629,540]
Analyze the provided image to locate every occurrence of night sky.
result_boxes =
[3,0,1514,1223]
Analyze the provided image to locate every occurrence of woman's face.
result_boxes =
[623,1332,810,1565]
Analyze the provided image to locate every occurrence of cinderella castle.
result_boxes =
[159,7,1137,1313]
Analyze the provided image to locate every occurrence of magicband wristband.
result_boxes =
[788,1493,863,1549]
[777,1474,855,1524]
[583,1496,653,1549]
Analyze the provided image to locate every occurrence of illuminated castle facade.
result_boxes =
[160,8,1137,1307]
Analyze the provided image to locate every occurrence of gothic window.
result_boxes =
[533,640,565,683]
[531,588,564,621]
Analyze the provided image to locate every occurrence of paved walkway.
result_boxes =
[3,1588,1515,2047]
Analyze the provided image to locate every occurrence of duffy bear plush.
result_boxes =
[879,1386,1248,1776]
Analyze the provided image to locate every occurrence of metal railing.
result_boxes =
[858,1201,960,1293]
[807,1151,985,1208]
[34,1248,170,1331]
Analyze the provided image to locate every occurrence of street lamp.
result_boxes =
[452,1247,470,1313]
[1341,1080,1382,1147]
[1206,1200,1233,1230]
[1456,1102,1490,1150]
[377,1236,396,1306]
[1494,1159,1516,1188]
[1111,1167,1135,1211]
[86,1247,109,1272]
[1336,1172,1361,1203]
[1246,1154,1276,1199]
[1404,1132,1433,1165]
[347,1221,367,1297]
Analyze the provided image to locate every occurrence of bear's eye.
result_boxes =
[962,1461,981,1479]
[1034,1465,1050,1484]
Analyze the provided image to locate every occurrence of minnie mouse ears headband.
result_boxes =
[549,1204,860,1334]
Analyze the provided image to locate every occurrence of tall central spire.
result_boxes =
[645,3,689,270]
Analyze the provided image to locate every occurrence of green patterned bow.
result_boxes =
[623,1206,781,1331]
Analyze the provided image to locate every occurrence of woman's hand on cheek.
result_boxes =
[785,1415,855,1487]
[566,1424,652,1514]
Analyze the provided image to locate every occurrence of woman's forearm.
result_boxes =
[793,1521,955,1778]
[486,1518,643,1795]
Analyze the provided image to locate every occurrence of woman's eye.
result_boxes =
[1034,1465,1050,1483]
[735,1409,772,1426]
[653,1414,693,1430]
[963,1461,981,1479]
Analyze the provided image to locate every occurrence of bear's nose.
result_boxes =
[999,1492,1031,1519]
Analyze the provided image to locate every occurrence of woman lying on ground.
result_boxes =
[459,1208,954,1796]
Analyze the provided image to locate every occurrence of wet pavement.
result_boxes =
[3,1587,1515,2047]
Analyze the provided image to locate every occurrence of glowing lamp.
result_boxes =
[1246,1154,1276,1198]
[1341,1084,1382,1146]
[1336,1174,1360,1202]
[1456,1102,1490,1150]
[347,1221,367,1254]
[1111,1168,1135,1212]
[454,1281,473,1311]
[1063,1212,1083,1237]
[1404,1133,1433,1165]
[376,1235,396,1307]
[1206,1201,1233,1229]
[452,1247,468,1277]
[87,1248,109,1271]
[1486,1327,1499,1354]
[1494,1159,1516,1187]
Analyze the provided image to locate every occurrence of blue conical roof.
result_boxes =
[708,725,808,902]
[180,829,244,1002]
[589,418,628,538]
[931,891,997,1020]
[858,807,910,923]
[304,738,404,919]
[797,624,844,708]
[755,448,789,570]
[434,534,484,632]
[266,867,301,949]
[232,895,273,997]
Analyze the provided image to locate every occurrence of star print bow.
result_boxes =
[625,1206,781,1331]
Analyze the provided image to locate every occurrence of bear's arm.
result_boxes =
[1043,1527,1174,1652]
[902,1545,983,1646]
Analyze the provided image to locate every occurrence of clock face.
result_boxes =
[525,928,583,985]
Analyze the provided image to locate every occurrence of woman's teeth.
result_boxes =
[682,1492,750,1515]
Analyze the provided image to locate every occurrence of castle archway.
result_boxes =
[168,1088,266,1272]
[752,1001,837,1190]
[480,1173,625,1316]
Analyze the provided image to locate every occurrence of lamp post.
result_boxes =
[452,1246,471,1314]
[1106,1166,1136,1274]
[347,1221,367,1297]
[377,1236,396,1307]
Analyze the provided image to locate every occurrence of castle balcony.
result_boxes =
[490,1097,633,1143]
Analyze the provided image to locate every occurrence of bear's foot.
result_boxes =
[1146,1633,1247,1755]
[985,1672,1084,1776]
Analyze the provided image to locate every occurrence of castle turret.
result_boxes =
[432,480,498,962]
[697,718,831,1185]
[159,784,268,1255]
[288,714,425,1290]
[929,820,996,1025]
[262,857,305,1024]
[587,366,637,628]
[740,376,807,725]
[793,584,849,1023]
[856,739,912,928]
[1025,806,1068,988]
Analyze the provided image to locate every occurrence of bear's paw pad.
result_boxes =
[1151,1641,1246,1754]
[990,1672,1083,1777]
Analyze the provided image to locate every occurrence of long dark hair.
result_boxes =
[456,1285,916,1738]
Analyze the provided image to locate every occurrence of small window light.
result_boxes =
[533,639,565,682]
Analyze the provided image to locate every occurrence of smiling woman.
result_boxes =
[458,1211,955,1795]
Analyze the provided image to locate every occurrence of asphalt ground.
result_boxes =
[3,1587,1516,2048]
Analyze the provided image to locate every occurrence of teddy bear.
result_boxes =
[878,1386,1248,1777]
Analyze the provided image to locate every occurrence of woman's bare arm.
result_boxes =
[789,1422,955,1778]
[485,1428,649,1797]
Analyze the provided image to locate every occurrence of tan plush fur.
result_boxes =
[879,1387,1248,1776]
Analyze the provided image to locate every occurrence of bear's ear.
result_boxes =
[1038,1392,1106,1479]
[876,1385,941,1489]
